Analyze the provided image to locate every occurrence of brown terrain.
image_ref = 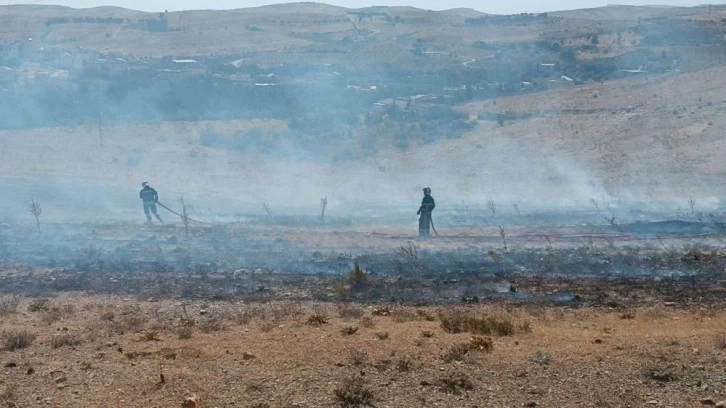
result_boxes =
[2,3,726,407]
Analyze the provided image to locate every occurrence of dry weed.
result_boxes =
[437,372,474,394]
[27,298,50,313]
[177,310,196,340]
[0,296,21,317]
[338,304,365,320]
[198,316,227,333]
[715,333,726,350]
[2,330,36,351]
[333,375,374,407]
[531,349,553,365]
[348,350,368,366]
[374,331,389,340]
[51,333,82,349]
[396,358,414,372]
[359,316,375,328]
[371,306,391,316]
[0,385,18,408]
[439,310,516,336]
[307,313,329,326]
[140,330,161,342]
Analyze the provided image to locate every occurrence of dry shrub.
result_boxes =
[40,307,64,325]
[469,336,494,352]
[714,333,726,350]
[392,308,418,323]
[27,298,50,313]
[0,296,21,317]
[2,330,36,351]
[359,316,375,328]
[99,310,115,321]
[442,337,493,362]
[347,262,370,289]
[416,309,437,321]
[259,322,276,333]
[341,326,359,336]
[620,309,636,320]
[518,321,532,333]
[371,306,391,316]
[51,333,82,349]
[198,316,227,333]
[396,358,413,372]
[374,331,389,340]
[421,330,435,338]
[0,385,18,408]
[439,310,515,336]
[348,350,368,366]
[437,372,474,394]
[442,343,472,362]
[338,304,365,320]
[334,375,374,407]
[643,363,678,382]
[140,330,161,342]
[307,314,329,326]
[177,312,196,340]
[531,349,553,365]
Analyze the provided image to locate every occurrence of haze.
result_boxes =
[0,0,718,14]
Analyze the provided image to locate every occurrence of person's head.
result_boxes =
[142,181,149,188]
[423,187,431,195]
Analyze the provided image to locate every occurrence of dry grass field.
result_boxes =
[1,294,725,407]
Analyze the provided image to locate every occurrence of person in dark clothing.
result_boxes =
[417,187,435,237]
[139,181,162,223]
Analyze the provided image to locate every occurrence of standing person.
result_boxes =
[139,181,163,223]
[417,187,435,237]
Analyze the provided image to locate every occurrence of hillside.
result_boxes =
[1,3,726,220]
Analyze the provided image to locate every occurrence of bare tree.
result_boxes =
[29,199,42,233]
[498,225,508,252]
[511,202,521,216]
[320,196,328,224]
[688,197,696,216]
[179,197,190,237]
[487,199,496,216]
[262,202,272,218]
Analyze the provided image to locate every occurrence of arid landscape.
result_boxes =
[2,1,726,407]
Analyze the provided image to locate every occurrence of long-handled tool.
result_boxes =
[155,201,212,225]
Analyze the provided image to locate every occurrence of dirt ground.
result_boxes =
[0,295,725,408]
[1,220,726,407]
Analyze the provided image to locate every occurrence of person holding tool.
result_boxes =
[417,187,435,237]
[139,181,163,223]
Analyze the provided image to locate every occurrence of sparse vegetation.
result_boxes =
[437,372,474,395]
[307,313,329,326]
[51,333,82,348]
[179,197,190,237]
[28,199,42,233]
[531,349,553,365]
[2,330,36,351]
[374,331,389,340]
[334,375,375,407]
[0,296,21,317]
[714,333,726,350]
[439,310,516,336]
[348,350,368,367]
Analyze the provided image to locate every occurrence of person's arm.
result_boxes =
[152,188,159,202]
[430,197,435,211]
[139,190,143,200]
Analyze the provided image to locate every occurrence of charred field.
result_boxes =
[1,215,726,407]
[1,213,726,307]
